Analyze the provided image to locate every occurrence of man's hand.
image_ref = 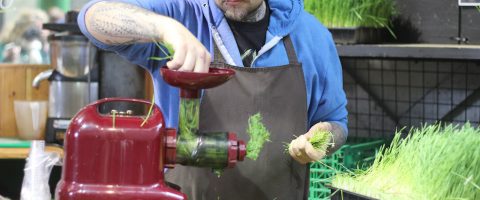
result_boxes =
[288,122,334,164]
[162,19,211,73]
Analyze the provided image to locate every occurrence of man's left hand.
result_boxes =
[288,122,334,164]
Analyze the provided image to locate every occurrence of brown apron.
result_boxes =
[166,36,309,200]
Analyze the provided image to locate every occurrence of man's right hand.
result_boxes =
[162,19,211,73]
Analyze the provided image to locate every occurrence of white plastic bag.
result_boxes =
[20,141,61,200]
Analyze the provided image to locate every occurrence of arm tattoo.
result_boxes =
[105,38,142,45]
[89,2,160,45]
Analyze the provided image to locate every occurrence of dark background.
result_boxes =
[392,0,480,44]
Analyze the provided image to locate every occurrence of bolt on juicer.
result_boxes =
[56,66,246,200]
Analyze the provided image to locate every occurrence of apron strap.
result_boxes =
[283,35,299,65]
[213,41,225,64]
[212,35,300,65]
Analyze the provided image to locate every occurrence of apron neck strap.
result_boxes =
[283,35,299,65]
[213,41,224,64]
[212,35,299,65]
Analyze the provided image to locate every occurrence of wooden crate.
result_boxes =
[0,64,50,137]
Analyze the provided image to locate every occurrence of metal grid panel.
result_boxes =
[343,58,480,139]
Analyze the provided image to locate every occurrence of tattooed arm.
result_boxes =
[85,1,166,45]
[84,1,211,72]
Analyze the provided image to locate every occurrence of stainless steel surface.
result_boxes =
[49,81,98,118]
[49,35,97,77]
[32,69,53,88]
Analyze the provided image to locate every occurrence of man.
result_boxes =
[78,0,348,199]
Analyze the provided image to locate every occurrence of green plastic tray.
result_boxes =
[308,138,385,200]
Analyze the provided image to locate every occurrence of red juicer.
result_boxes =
[56,66,246,200]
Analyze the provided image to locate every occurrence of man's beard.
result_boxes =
[223,7,250,21]
[219,1,265,22]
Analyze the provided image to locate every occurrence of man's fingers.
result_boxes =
[166,44,210,73]
[193,50,209,73]
[178,50,195,72]
[166,45,186,70]
[296,136,312,163]
[289,134,327,164]
[289,136,311,164]
[203,51,211,72]
[161,19,211,72]
[288,143,304,164]
[305,143,325,162]
[289,138,301,157]
[289,139,308,164]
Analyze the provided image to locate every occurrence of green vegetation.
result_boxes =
[309,130,332,153]
[283,130,332,157]
[176,102,229,170]
[149,40,174,61]
[178,99,199,141]
[332,123,480,200]
[141,40,174,127]
[112,110,116,128]
[246,113,271,160]
[176,98,200,160]
[304,0,396,29]
[140,96,155,127]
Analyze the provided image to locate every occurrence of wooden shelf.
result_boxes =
[0,146,63,159]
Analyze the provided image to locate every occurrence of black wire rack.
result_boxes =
[342,58,480,139]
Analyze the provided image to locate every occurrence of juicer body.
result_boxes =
[56,98,183,200]
[57,65,247,199]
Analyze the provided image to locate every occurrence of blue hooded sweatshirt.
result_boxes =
[78,0,348,135]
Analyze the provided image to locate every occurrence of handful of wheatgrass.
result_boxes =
[283,129,333,161]
[332,123,480,200]
[309,130,333,153]
[246,113,271,160]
